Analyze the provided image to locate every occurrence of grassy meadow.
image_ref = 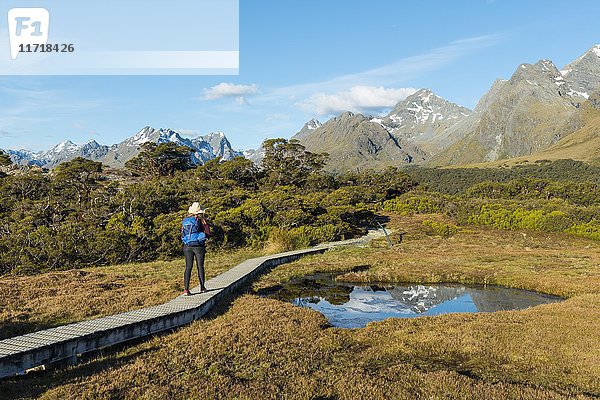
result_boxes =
[1,213,599,399]
[0,248,260,340]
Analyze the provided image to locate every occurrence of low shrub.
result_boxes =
[566,219,600,241]
[381,195,442,215]
[422,219,458,238]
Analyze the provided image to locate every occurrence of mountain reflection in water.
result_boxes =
[260,273,561,329]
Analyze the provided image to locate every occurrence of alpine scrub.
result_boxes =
[0,141,415,275]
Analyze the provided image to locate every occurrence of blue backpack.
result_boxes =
[181,216,206,246]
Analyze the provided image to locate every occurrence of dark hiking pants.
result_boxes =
[183,245,206,290]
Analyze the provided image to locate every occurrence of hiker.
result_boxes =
[181,202,212,296]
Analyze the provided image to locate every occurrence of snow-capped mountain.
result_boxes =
[293,45,600,170]
[5,140,110,168]
[3,127,242,169]
[290,90,467,171]
[243,146,266,165]
[293,118,323,141]
[291,111,427,172]
[561,44,600,99]
[101,127,243,168]
[380,89,472,154]
[383,89,471,133]
[200,131,241,161]
[4,149,42,166]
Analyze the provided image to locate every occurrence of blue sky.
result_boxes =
[1,0,599,151]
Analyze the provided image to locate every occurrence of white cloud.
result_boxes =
[202,83,259,104]
[175,128,200,137]
[298,86,417,115]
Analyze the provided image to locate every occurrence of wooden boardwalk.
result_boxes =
[0,230,384,379]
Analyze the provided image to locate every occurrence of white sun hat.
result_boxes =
[188,202,206,215]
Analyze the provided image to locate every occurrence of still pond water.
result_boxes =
[260,273,562,328]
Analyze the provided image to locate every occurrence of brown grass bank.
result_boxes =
[0,248,260,340]
[0,213,598,399]
[10,296,596,399]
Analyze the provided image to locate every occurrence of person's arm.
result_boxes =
[201,217,212,237]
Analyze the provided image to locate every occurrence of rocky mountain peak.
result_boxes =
[305,118,322,130]
[336,111,357,120]
[412,88,434,100]
[384,88,471,134]
[292,118,323,141]
[566,44,600,69]
[292,109,427,172]
[79,140,104,152]
[506,58,578,101]
[431,52,590,166]
[52,140,77,151]
[510,59,562,84]
[83,139,100,146]
[4,127,241,168]
[561,44,600,99]
[474,79,508,113]
[198,131,240,160]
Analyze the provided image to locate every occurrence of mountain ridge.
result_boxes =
[294,44,600,170]
[291,89,471,171]
[3,127,242,169]
[429,57,593,166]
[4,45,599,171]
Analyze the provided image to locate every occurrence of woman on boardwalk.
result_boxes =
[181,202,212,296]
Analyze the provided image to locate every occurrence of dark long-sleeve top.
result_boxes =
[200,219,212,238]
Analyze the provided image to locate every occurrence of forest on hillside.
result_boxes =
[1,142,599,275]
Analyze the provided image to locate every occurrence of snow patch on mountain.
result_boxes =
[306,118,322,130]
[4,127,242,168]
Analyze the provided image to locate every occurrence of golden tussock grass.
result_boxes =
[23,296,598,400]
[1,213,599,399]
[0,248,260,340]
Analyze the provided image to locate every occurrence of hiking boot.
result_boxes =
[182,289,191,296]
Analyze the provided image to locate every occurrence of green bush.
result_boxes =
[422,220,458,238]
[381,195,442,215]
[566,219,600,241]
[466,203,600,240]
[467,204,575,232]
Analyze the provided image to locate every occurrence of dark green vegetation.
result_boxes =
[0,150,11,167]
[381,160,600,242]
[2,146,599,275]
[0,140,415,274]
[124,142,193,177]
[407,159,600,194]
